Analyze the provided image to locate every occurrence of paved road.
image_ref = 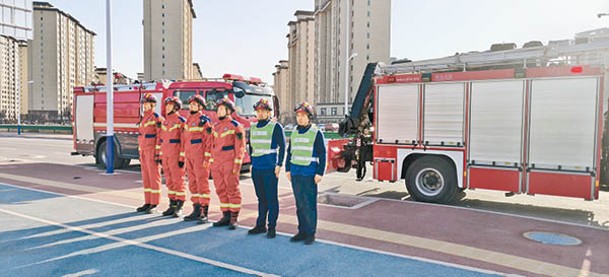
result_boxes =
[2,133,609,276]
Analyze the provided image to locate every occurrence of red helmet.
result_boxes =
[294,101,314,117]
[164,96,182,110]
[216,97,236,113]
[253,98,272,111]
[188,94,206,107]
[141,93,157,104]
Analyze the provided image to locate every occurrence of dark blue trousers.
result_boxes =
[291,175,318,236]
[252,168,279,228]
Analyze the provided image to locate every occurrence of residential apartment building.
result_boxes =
[286,10,315,123]
[314,0,390,123]
[0,0,32,121]
[272,60,290,124]
[143,0,195,81]
[29,2,95,121]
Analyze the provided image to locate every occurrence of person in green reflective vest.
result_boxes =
[247,99,286,239]
[286,101,326,245]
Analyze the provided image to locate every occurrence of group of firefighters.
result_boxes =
[136,93,325,245]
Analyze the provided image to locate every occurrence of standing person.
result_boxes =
[182,95,214,224]
[159,96,187,217]
[211,97,246,230]
[247,99,285,239]
[286,101,326,245]
[136,93,164,214]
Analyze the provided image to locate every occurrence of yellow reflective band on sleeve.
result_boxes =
[167,190,176,195]
[175,192,186,196]
[234,159,242,164]
[180,152,185,157]
[204,152,212,157]
[150,189,161,194]
[228,204,241,209]
[201,194,211,198]
[220,130,235,138]
[144,120,156,127]
[191,194,201,198]
[169,124,181,131]
[161,126,168,131]
[155,145,161,150]
[219,203,230,208]
[188,127,204,132]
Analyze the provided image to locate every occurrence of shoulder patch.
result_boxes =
[200,115,210,123]
[179,116,186,123]
[153,112,159,118]
[230,120,239,127]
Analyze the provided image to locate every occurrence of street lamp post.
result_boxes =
[345,53,358,116]
[105,0,115,174]
[343,0,357,117]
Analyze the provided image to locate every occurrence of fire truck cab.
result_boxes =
[72,74,278,170]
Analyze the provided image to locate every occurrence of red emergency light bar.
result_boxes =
[223,73,245,81]
[248,77,263,84]
[571,66,583,74]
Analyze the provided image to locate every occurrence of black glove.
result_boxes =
[178,161,184,168]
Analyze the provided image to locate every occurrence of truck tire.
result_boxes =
[405,156,458,204]
[96,140,129,169]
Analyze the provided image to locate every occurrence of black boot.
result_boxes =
[213,211,230,227]
[290,232,306,242]
[145,204,158,214]
[304,234,316,245]
[228,211,239,230]
[267,228,276,239]
[162,200,176,216]
[197,205,209,224]
[172,200,184,217]
[184,203,201,221]
[136,204,150,212]
[248,225,267,235]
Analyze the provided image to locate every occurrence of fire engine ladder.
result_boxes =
[380,37,609,75]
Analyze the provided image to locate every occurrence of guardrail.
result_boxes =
[0,125,72,134]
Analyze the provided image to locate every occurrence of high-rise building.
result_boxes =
[0,0,32,121]
[18,41,28,116]
[314,0,390,122]
[287,10,315,122]
[272,60,290,124]
[29,2,95,121]
[143,0,195,81]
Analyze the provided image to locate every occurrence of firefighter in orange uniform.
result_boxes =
[159,96,187,217]
[183,95,214,224]
[211,97,246,230]
[136,93,164,214]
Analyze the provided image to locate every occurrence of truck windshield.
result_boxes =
[235,94,274,116]
[205,89,229,111]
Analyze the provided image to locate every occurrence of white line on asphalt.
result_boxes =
[0,207,278,277]
[0,181,507,276]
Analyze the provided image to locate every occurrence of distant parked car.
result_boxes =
[284,123,295,131]
[325,123,339,132]
[317,123,326,131]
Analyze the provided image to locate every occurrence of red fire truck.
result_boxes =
[330,37,609,203]
[71,74,278,170]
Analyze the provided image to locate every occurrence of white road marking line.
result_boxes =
[0,207,278,277]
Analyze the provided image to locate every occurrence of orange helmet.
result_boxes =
[294,101,314,117]
[216,97,236,113]
[253,98,272,111]
[164,96,182,110]
[141,93,157,104]
[188,94,206,107]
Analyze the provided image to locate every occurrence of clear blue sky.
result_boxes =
[47,0,608,84]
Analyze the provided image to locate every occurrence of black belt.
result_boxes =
[144,134,156,138]
[221,145,235,151]
[169,139,181,144]
[191,139,202,144]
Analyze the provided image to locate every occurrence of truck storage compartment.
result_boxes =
[376,84,419,145]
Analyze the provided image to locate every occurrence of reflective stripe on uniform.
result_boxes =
[204,152,212,157]
[144,188,152,192]
[220,203,230,208]
[150,189,161,194]
[250,139,272,144]
[167,190,176,195]
[144,120,156,127]
[252,149,278,155]
[228,204,241,209]
[175,192,186,196]
[234,159,242,164]
[188,127,204,132]
[180,152,185,157]
[220,130,235,138]
[290,127,318,166]
[201,194,211,198]
[155,145,161,150]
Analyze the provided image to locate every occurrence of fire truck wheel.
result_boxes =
[96,140,129,169]
[405,156,457,204]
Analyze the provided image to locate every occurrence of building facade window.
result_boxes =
[331,107,337,115]
[320,108,326,115]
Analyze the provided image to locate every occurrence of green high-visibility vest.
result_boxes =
[290,126,319,166]
[250,121,278,157]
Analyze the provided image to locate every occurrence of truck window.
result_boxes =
[234,94,274,116]
[205,89,229,111]
[173,90,196,110]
